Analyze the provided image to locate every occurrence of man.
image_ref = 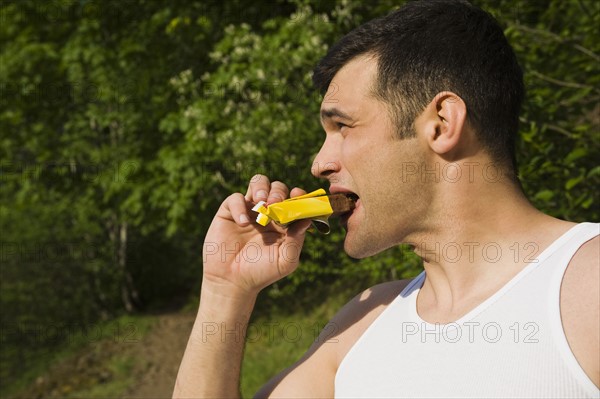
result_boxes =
[173,0,599,397]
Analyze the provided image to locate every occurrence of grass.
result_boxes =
[62,355,136,399]
[1,314,155,399]
[3,291,354,398]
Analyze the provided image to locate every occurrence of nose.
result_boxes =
[311,136,341,180]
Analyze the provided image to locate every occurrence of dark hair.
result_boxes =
[313,0,524,174]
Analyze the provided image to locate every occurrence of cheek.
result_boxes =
[361,154,407,212]
[343,138,379,172]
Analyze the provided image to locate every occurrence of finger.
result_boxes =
[267,181,289,205]
[277,219,312,277]
[245,174,270,203]
[290,187,307,198]
[287,219,312,237]
[220,193,251,226]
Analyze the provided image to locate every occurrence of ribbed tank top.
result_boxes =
[335,222,600,398]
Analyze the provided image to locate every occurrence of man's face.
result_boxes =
[312,55,429,258]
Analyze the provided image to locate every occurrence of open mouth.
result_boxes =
[307,192,360,234]
[341,193,359,225]
[328,192,359,227]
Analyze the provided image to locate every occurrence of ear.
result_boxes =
[421,92,467,155]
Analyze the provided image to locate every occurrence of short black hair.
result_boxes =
[313,0,524,174]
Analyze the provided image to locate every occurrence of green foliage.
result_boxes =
[516,2,599,221]
[0,314,154,398]
[476,0,600,220]
[1,0,598,394]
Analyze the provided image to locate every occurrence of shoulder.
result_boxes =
[561,233,599,387]
[253,278,416,398]
[327,278,415,366]
[562,233,599,302]
[552,221,598,303]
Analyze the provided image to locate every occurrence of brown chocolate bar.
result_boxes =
[328,193,357,217]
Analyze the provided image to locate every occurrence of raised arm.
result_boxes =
[172,176,311,398]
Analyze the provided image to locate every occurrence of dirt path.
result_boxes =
[11,312,196,399]
[124,312,195,398]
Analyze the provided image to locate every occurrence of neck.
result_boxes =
[407,161,574,321]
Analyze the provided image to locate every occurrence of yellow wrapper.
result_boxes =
[251,188,334,232]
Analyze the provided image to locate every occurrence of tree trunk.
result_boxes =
[118,221,141,312]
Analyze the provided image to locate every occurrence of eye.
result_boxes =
[335,121,349,130]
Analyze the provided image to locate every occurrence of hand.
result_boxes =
[201,175,312,296]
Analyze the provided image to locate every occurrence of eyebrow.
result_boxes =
[320,107,354,123]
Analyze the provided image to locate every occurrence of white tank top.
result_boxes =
[335,222,600,398]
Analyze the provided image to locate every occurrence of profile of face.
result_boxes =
[312,55,431,258]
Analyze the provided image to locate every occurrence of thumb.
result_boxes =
[287,219,312,238]
[283,219,312,258]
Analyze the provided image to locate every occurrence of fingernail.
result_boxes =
[239,214,250,224]
[256,190,268,201]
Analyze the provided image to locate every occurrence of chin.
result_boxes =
[343,234,386,259]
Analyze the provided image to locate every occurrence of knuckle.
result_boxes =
[271,180,289,191]
[269,182,289,201]
[227,192,244,204]
[250,174,268,184]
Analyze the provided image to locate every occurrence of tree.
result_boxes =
[1,0,597,391]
